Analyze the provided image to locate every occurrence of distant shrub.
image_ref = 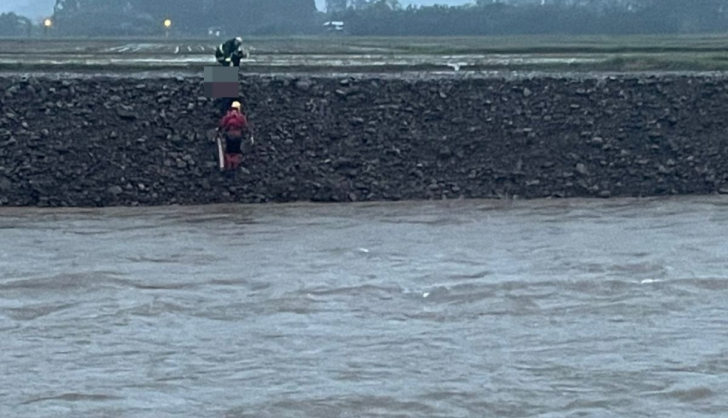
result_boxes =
[0,13,31,37]
[334,2,728,36]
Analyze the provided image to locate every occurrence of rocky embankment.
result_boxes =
[1,74,728,207]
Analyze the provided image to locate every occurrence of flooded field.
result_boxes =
[0,40,604,71]
[0,52,605,71]
[2,35,728,72]
[1,197,727,417]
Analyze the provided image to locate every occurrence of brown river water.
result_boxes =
[1,198,727,417]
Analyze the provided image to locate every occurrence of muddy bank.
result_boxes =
[1,74,728,207]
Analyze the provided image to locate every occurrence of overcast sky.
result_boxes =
[1,0,471,19]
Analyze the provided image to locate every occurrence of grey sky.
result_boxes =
[0,0,471,19]
[0,0,54,20]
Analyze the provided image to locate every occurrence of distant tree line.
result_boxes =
[3,0,728,37]
[0,12,32,37]
[49,0,318,36]
[336,0,728,35]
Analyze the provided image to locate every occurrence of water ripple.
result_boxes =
[1,198,727,417]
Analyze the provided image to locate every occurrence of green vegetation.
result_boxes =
[49,0,317,36]
[4,0,728,38]
[0,13,31,37]
[337,1,728,36]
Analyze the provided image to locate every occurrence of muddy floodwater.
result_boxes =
[1,198,727,417]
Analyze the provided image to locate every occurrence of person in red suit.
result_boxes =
[218,101,249,170]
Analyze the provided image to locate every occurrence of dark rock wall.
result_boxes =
[1,75,728,207]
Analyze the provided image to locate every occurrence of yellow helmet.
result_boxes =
[231,101,241,110]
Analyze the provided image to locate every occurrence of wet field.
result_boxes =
[2,35,728,72]
[1,197,727,417]
[0,39,603,72]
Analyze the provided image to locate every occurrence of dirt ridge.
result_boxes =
[1,74,728,207]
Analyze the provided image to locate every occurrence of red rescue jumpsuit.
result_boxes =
[219,110,248,169]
